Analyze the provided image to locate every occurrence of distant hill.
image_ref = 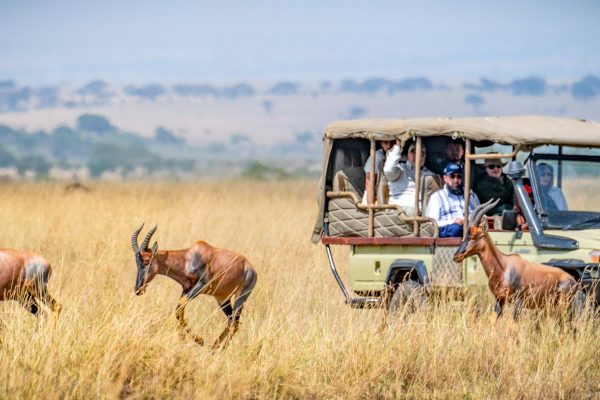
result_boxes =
[0,75,599,180]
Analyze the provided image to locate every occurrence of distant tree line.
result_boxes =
[1,75,599,113]
[463,76,600,99]
[0,114,195,179]
[0,113,322,180]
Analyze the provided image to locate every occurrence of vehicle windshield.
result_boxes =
[529,152,600,230]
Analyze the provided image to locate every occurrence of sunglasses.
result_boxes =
[448,173,462,179]
[486,165,502,170]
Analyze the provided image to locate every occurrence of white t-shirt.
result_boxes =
[383,144,434,208]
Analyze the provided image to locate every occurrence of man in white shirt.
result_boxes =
[383,140,434,216]
[426,163,480,238]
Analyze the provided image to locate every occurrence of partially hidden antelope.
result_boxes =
[130,224,257,349]
[453,199,585,319]
[0,249,62,322]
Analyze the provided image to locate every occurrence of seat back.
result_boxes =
[332,167,365,197]
[327,139,369,186]
[421,174,442,212]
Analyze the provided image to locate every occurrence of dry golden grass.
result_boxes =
[0,181,599,399]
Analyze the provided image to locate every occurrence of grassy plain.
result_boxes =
[0,181,599,399]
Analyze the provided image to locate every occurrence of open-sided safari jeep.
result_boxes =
[312,116,600,312]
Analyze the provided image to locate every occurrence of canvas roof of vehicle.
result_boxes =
[324,116,600,148]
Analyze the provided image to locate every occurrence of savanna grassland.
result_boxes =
[0,181,599,399]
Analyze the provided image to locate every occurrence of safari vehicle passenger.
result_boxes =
[537,162,568,211]
[383,140,435,215]
[429,138,465,175]
[312,116,600,312]
[475,156,514,216]
[425,162,480,238]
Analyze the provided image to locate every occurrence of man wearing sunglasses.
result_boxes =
[474,156,514,216]
[425,163,480,238]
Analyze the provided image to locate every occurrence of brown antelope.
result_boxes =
[453,199,585,319]
[0,249,62,322]
[130,224,257,349]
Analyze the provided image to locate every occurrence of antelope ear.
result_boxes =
[151,242,158,253]
[480,221,489,232]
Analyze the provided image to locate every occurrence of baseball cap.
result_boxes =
[443,162,463,176]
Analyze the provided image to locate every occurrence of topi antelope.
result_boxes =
[131,224,257,349]
[453,199,585,319]
[0,249,62,322]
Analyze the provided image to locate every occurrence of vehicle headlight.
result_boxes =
[589,250,600,264]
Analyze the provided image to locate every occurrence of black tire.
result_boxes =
[387,280,427,318]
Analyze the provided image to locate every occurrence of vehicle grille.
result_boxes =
[431,246,463,287]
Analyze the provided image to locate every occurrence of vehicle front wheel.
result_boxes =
[387,280,427,318]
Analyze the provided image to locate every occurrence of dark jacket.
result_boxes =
[475,174,514,215]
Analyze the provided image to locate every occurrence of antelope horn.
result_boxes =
[471,198,501,227]
[131,223,145,254]
[140,224,157,252]
[468,200,489,227]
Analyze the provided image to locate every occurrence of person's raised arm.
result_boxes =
[383,139,406,181]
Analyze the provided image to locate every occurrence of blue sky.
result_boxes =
[1,0,599,85]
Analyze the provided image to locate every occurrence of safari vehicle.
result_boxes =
[312,116,600,311]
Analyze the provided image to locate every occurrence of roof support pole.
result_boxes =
[558,145,563,188]
[463,138,472,239]
[368,139,375,237]
[413,136,422,236]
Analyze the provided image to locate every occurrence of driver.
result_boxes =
[537,163,568,211]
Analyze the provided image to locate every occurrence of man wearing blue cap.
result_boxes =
[425,162,480,238]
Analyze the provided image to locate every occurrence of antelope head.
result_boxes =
[131,223,159,295]
[453,199,500,263]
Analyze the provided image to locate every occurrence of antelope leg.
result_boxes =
[175,296,204,345]
[212,269,256,350]
[511,297,523,321]
[212,320,240,351]
[494,298,505,318]
[49,295,62,327]
[212,299,238,350]
[37,284,62,326]
[186,277,208,301]
[19,291,40,315]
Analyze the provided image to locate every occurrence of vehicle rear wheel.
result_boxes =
[387,280,427,318]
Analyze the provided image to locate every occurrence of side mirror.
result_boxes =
[501,209,517,231]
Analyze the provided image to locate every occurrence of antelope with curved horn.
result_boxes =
[453,199,584,319]
[131,224,257,349]
[0,249,62,322]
